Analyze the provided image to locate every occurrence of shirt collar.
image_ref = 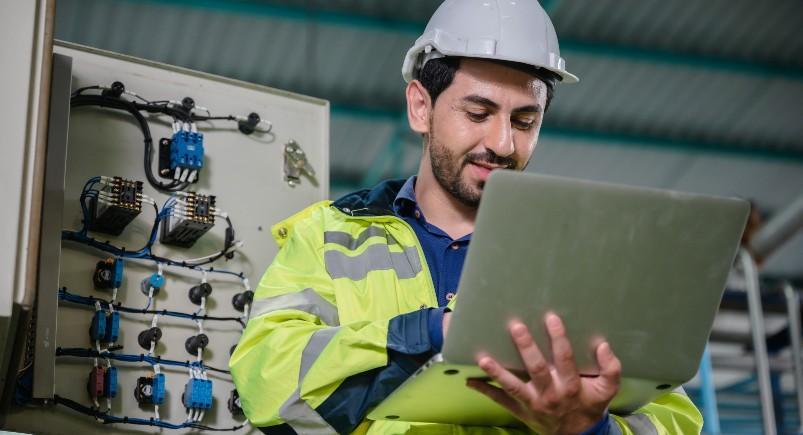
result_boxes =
[392,175,418,217]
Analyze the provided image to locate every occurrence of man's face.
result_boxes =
[424,59,547,207]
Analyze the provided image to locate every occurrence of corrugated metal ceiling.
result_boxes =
[53,0,803,279]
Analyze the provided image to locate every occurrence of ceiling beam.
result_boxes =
[130,0,803,81]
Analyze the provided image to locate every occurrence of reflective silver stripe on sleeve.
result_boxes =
[324,244,422,280]
[324,226,386,250]
[279,327,340,435]
[250,289,340,326]
[623,414,658,435]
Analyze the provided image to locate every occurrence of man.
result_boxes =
[230,1,703,433]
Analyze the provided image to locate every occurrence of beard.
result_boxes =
[426,123,519,208]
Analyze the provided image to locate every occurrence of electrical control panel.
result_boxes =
[6,42,328,435]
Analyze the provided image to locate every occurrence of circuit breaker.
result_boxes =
[6,41,329,434]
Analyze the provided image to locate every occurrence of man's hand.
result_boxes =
[466,313,621,435]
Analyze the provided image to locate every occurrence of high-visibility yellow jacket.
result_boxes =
[230,180,703,434]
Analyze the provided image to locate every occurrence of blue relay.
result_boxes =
[104,366,118,398]
[89,311,107,342]
[170,131,204,176]
[111,258,124,289]
[152,373,166,404]
[104,311,120,343]
[183,378,213,410]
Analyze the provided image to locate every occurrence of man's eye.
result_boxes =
[513,119,536,130]
[466,112,488,122]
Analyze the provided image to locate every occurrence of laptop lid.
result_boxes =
[443,171,748,386]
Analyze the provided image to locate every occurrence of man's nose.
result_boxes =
[485,116,515,157]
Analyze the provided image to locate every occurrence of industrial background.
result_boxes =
[2,0,802,434]
[53,0,803,280]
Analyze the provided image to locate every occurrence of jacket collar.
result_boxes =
[331,178,407,217]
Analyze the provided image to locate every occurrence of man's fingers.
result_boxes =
[477,355,533,404]
[509,321,552,393]
[545,313,581,395]
[594,341,622,399]
[467,379,523,418]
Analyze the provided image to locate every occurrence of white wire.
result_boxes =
[198,411,205,422]
[181,240,244,264]
[154,404,160,421]
[147,286,155,310]
[111,287,118,304]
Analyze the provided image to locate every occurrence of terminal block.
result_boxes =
[93,257,123,290]
[104,366,118,398]
[88,176,143,235]
[89,311,107,342]
[160,192,216,248]
[87,366,105,400]
[103,311,120,343]
[89,311,120,343]
[183,378,213,410]
[158,130,204,183]
[135,373,166,405]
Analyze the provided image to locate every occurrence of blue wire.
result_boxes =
[56,347,210,372]
[57,288,244,325]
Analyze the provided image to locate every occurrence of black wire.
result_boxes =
[204,365,232,375]
[189,423,247,431]
[70,94,186,192]
[191,114,237,122]
[53,395,245,431]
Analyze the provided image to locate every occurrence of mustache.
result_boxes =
[463,150,518,169]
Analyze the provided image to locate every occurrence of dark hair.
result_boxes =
[417,57,559,112]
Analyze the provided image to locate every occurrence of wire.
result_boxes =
[58,288,245,326]
[56,347,230,374]
[70,94,188,192]
[52,395,245,431]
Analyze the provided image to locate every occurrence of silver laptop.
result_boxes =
[368,171,749,426]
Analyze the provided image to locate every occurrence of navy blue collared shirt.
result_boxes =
[392,176,470,352]
[392,176,471,307]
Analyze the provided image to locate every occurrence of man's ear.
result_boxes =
[406,80,432,135]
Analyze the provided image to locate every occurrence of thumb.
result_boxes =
[594,342,621,400]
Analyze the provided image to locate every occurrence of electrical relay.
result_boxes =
[88,176,144,235]
[135,373,166,405]
[158,130,205,184]
[183,379,213,410]
[93,257,123,290]
[160,192,216,248]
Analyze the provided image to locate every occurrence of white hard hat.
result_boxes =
[401,0,578,84]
